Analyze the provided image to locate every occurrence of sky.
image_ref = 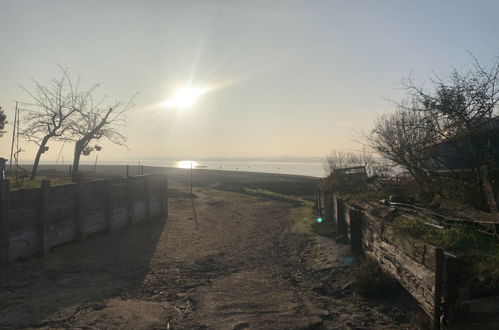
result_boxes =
[0,0,498,163]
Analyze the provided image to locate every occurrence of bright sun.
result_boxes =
[164,87,207,109]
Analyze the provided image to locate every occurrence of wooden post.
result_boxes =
[69,165,72,178]
[337,198,347,239]
[105,182,114,234]
[324,190,334,223]
[127,177,134,227]
[0,180,10,266]
[433,247,444,330]
[349,208,362,254]
[145,175,151,220]
[314,187,319,210]
[75,181,86,241]
[332,195,338,226]
[159,174,168,220]
[126,165,129,177]
[38,180,50,256]
[318,188,324,216]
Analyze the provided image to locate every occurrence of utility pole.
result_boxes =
[9,102,18,171]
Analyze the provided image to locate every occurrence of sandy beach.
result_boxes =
[0,166,421,329]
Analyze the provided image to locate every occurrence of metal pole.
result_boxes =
[15,105,20,182]
[9,102,18,172]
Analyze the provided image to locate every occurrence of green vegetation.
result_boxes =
[392,215,498,254]
[7,176,72,191]
[392,215,499,283]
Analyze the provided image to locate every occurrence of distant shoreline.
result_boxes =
[11,160,325,178]
[8,163,323,180]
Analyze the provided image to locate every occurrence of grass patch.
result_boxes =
[392,215,499,285]
[392,216,499,254]
[290,205,315,235]
[7,176,72,191]
[243,188,309,206]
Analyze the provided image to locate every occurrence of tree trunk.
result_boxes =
[72,141,84,182]
[31,135,50,179]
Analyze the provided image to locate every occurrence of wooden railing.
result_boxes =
[0,174,168,265]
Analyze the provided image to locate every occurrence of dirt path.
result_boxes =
[0,186,420,329]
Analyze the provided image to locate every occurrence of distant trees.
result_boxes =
[0,107,6,137]
[19,66,134,181]
[325,149,392,178]
[369,55,499,209]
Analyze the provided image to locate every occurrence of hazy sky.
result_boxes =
[1,0,498,162]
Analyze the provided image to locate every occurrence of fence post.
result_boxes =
[127,177,134,227]
[318,188,324,216]
[337,198,347,239]
[159,174,168,220]
[126,165,129,177]
[0,180,10,266]
[38,180,50,256]
[433,247,444,330]
[349,208,362,254]
[145,175,151,220]
[75,181,86,241]
[324,190,334,223]
[105,182,114,234]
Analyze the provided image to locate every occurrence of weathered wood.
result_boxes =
[105,182,114,234]
[37,180,50,256]
[324,190,334,223]
[127,178,134,227]
[433,247,444,330]
[349,208,362,254]
[0,180,10,266]
[337,197,347,238]
[75,181,85,241]
[159,174,168,220]
[318,188,323,216]
[145,175,151,220]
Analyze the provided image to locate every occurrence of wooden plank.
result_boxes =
[0,180,10,266]
[337,197,347,238]
[145,176,151,220]
[164,175,168,219]
[105,183,114,234]
[324,191,334,223]
[433,247,443,330]
[127,178,134,227]
[37,180,50,256]
[75,181,85,241]
[349,208,362,254]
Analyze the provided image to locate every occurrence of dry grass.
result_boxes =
[6,176,72,191]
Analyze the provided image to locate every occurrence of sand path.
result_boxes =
[0,183,419,329]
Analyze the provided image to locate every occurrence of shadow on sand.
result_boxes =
[0,217,166,328]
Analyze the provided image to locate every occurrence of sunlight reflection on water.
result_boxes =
[177,160,198,169]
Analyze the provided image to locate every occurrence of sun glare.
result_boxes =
[164,87,207,109]
[177,160,198,169]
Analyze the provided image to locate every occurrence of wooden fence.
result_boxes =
[0,174,168,265]
[318,190,464,330]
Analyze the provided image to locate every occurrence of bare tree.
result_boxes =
[368,108,439,197]
[69,94,134,181]
[370,54,499,206]
[20,67,96,179]
[325,148,392,177]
